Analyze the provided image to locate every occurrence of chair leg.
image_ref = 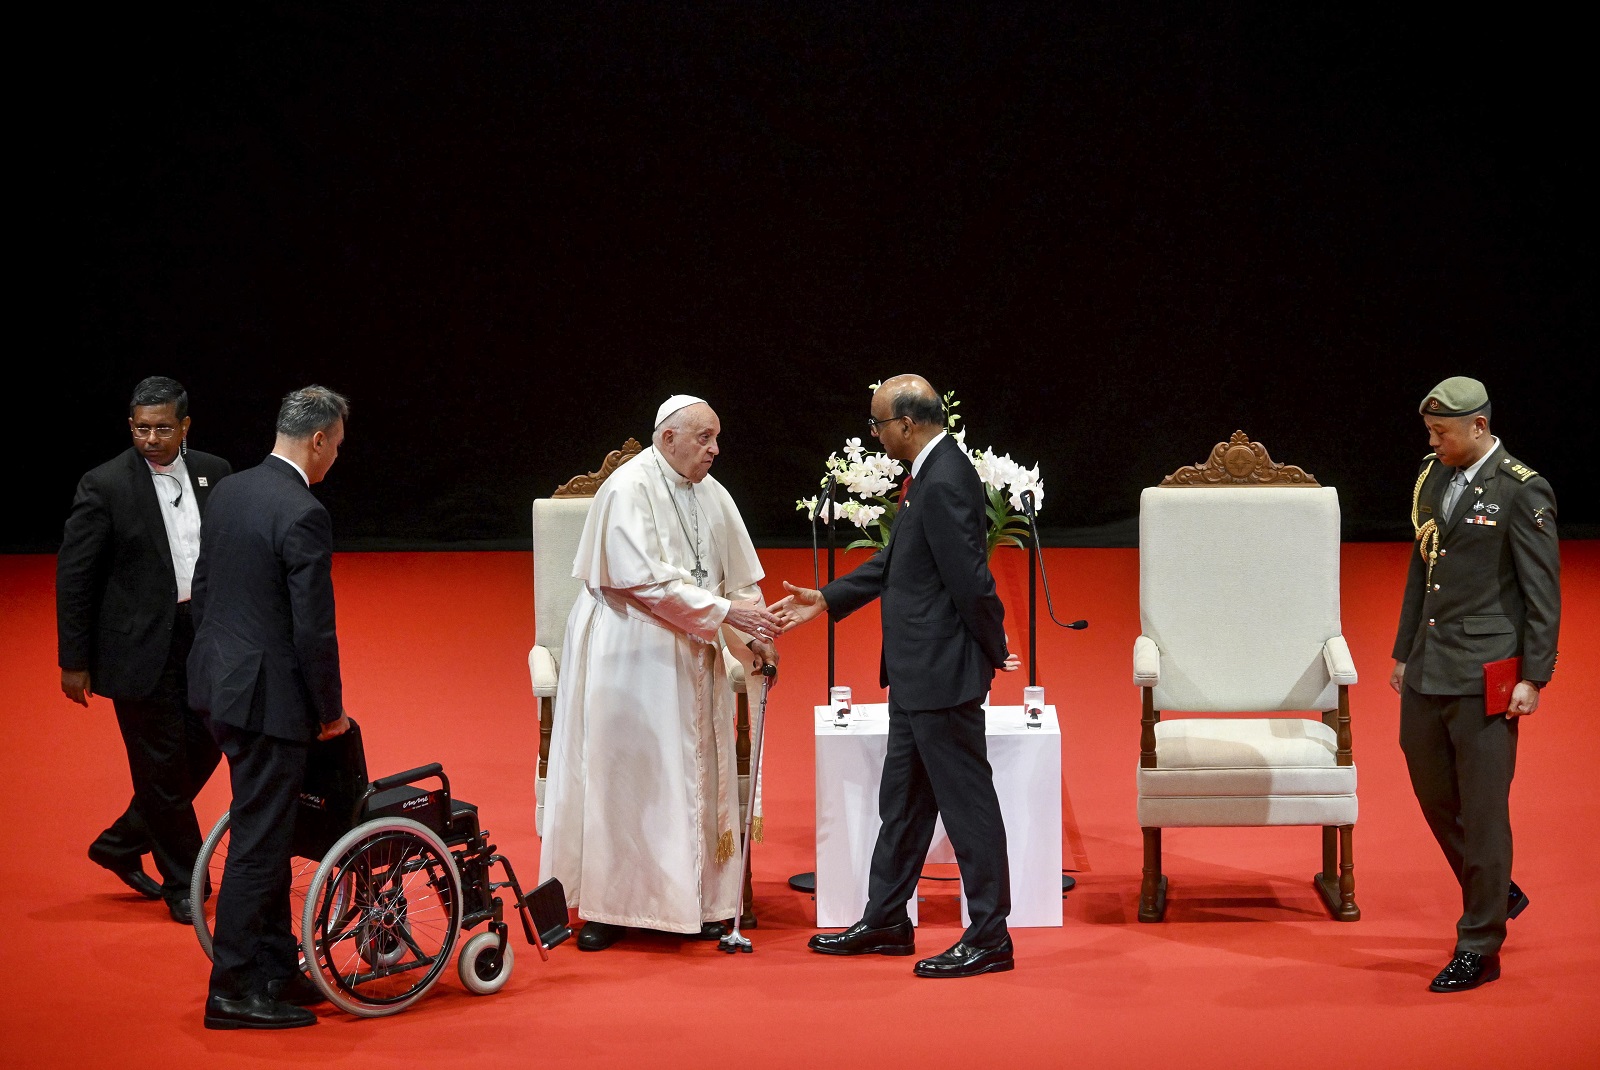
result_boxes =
[1337,825,1360,921]
[1313,825,1361,921]
[1138,827,1168,922]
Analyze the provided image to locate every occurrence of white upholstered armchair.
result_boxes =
[1135,432,1360,923]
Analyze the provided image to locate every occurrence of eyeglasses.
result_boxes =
[866,415,905,436]
[131,424,180,439]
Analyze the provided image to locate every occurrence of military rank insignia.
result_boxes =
[1507,461,1537,482]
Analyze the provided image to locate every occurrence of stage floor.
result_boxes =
[2,544,1596,1068]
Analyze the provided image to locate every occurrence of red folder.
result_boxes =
[1483,656,1523,716]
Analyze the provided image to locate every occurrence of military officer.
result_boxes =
[1390,375,1560,993]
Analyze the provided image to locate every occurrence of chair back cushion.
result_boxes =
[1140,485,1341,712]
[532,497,594,659]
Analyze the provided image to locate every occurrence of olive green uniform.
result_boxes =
[1393,444,1560,954]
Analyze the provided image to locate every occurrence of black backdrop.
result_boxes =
[29,3,1594,553]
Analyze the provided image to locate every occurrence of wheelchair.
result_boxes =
[192,722,570,1018]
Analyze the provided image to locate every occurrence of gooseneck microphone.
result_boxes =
[1021,490,1088,631]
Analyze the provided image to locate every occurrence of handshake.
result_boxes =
[727,582,1021,678]
[725,581,830,644]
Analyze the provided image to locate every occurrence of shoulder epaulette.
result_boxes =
[1419,452,1436,468]
[1501,458,1538,483]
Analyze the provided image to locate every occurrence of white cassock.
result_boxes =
[538,445,764,932]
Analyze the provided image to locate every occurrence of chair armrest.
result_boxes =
[721,646,748,694]
[1133,635,1161,687]
[530,645,559,697]
[1322,636,1358,686]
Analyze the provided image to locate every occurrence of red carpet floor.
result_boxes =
[2,544,1596,1069]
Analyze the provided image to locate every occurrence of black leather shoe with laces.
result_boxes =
[1429,951,1500,992]
[203,994,317,1030]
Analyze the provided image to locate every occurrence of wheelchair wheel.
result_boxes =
[302,817,462,1018]
[191,812,320,963]
[457,930,515,995]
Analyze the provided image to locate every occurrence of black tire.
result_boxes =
[301,818,462,1017]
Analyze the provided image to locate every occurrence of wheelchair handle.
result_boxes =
[366,762,449,797]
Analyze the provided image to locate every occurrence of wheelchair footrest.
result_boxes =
[522,878,572,950]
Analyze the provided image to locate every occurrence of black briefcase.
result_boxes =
[292,717,370,859]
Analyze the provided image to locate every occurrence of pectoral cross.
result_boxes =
[691,564,708,587]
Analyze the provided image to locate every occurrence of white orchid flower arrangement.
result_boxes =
[796,386,1042,557]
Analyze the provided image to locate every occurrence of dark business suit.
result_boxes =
[56,446,231,902]
[1394,445,1560,954]
[188,455,343,1000]
[823,434,1012,946]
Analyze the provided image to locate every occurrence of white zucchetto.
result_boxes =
[654,394,707,429]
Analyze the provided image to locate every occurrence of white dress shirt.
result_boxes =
[146,454,203,602]
[910,430,947,480]
[272,452,311,486]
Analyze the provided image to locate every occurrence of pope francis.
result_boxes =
[538,395,782,952]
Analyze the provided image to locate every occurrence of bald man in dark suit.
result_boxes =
[777,374,1020,979]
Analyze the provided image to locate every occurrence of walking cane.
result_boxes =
[719,662,776,954]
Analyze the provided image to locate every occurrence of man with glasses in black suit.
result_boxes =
[57,376,231,924]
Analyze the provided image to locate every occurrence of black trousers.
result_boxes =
[1400,685,1518,955]
[93,603,221,903]
[208,722,308,1001]
[863,697,1011,948]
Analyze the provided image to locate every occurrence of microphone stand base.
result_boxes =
[788,871,816,893]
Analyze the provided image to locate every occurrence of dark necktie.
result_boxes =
[1442,469,1469,522]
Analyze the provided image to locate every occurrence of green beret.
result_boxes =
[1419,376,1489,418]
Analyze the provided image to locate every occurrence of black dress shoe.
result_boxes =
[1507,881,1530,920]
[267,973,327,1007]
[807,919,916,957]
[1429,951,1500,992]
[87,846,162,900]
[576,920,627,951]
[166,897,194,925]
[913,936,1015,979]
[204,994,318,1030]
[687,921,727,941]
